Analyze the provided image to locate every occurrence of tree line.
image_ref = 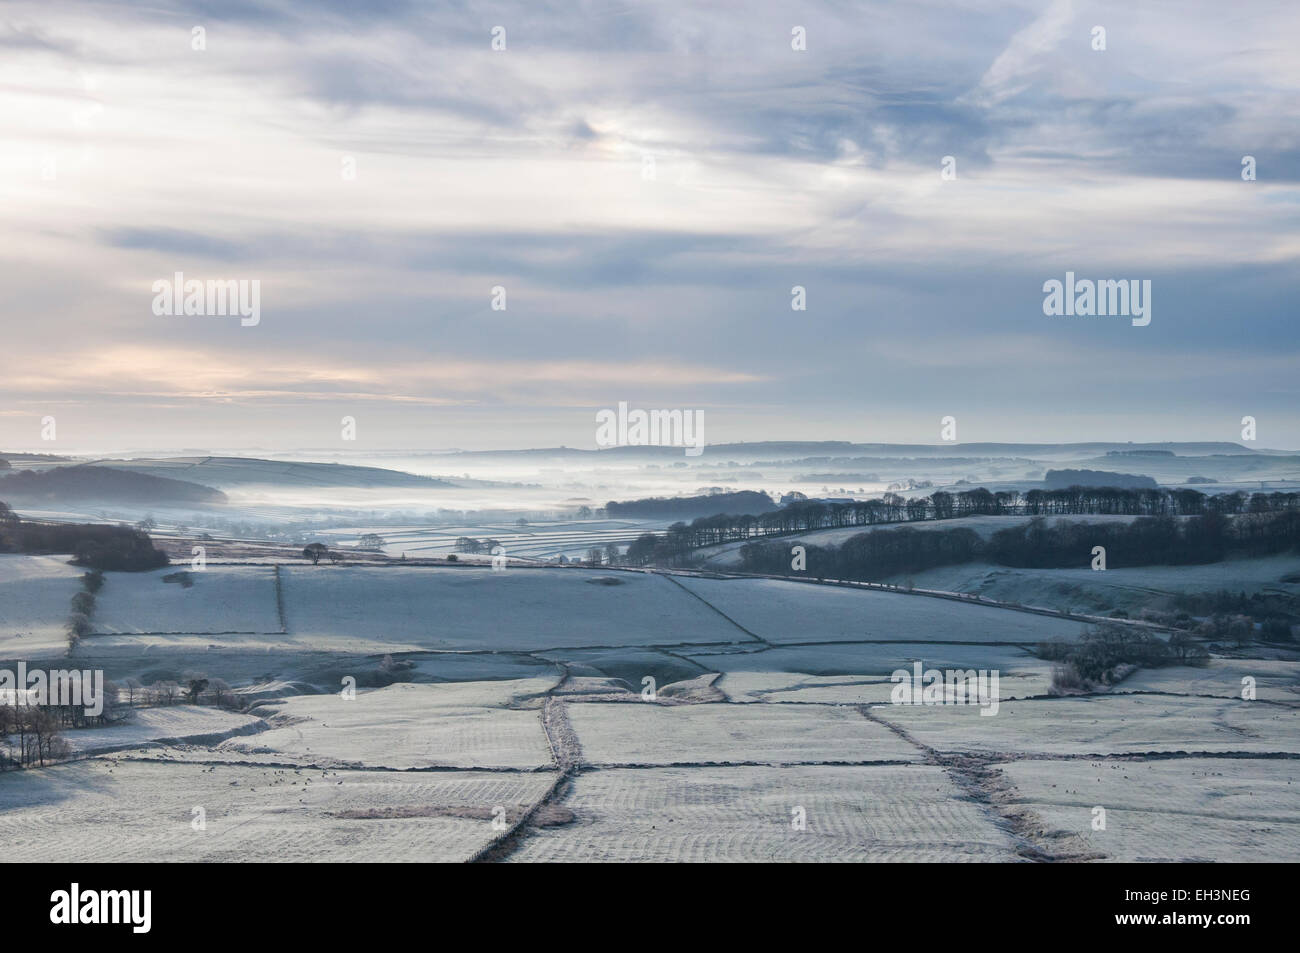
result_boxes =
[621,487,1300,565]
[732,511,1300,581]
[1,502,169,571]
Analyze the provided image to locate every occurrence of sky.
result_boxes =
[1,0,1298,453]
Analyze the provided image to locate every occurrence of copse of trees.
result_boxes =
[454,537,502,555]
[606,490,778,521]
[0,677,126,770]
[0,504,168,571]
[0,706,68,768]
[1039,623,1208,692]
[618,486,1300,564]
[72,528,168,571]
[734,511,1300,580]
[1043,469,1157,489]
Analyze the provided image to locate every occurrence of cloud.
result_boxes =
[0,0,1298,449]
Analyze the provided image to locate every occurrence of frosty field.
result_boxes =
[281,567,748,653]
[92,565,281,635]
[671,575,1085,645]
[883,555,1300,617]
[0,758,558,862]
[2,552,1298,863]
[508,765,1019,862]
[998,758,1300,863]
[566,701,922,766]
[873,694,1300,757]
[224,680,557,770]
[0,554,84,657]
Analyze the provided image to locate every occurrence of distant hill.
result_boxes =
[440,441,1265,462]
[68,456,458,490]
[1043,469,1158,490]
[607,490,777,520]
[0,465,227,504]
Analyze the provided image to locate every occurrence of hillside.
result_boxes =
[75,456,458,490]
[0,465,226,505]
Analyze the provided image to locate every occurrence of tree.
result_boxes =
[98,680,122,724]
[66,612,91,646]
[205,678,233,708]
[185,678,209,704]
[302,542,330,565]
[122,677,142,708]
[605,542,620,565]
[576,505,592,518]
[27,708,68,766]
[357,533,385,551]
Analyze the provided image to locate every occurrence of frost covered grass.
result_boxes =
[998,757,1300,862]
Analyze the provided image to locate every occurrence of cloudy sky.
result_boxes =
[1,0,1297,452]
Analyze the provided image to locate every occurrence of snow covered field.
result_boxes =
[92,565,281,634]
[61,706,265,756]
[509,765,1018,862]
[0,758,557,862]
[672,575,1085,644]
[2,547,1297,862]
[0,554,83,657]
[280,567,748,653]
[873,694,1300,756]
[223,680,557,770]
[566,701,922,766]
[315,519,665,562]
[998,757,1300,863]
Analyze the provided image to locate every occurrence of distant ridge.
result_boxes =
[70,455,458,490]
[437,441,1268,459]
[0,464,226,505]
